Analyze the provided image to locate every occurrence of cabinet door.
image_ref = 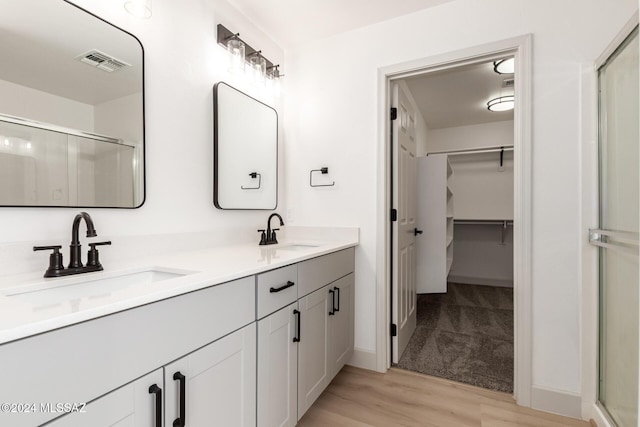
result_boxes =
[47,369,163,427]
[164,323,256,427]
[328,273,355,379]
[257,303,298,427]
[297,285,331,420]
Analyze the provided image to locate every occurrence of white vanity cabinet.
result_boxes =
[296,249,355,420]
[257,303,298,427]
[256,265,299,427]
[164,323,256,427]
[0,276,255,427]
[46,369,164,427]
[256,247,355,425]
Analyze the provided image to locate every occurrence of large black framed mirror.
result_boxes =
[0,0,145,208]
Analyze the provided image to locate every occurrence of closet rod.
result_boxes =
[427,145,514,156]
[454,220,514,226]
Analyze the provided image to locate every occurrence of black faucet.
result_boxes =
[258,213,284,245]
[34,212,111,278]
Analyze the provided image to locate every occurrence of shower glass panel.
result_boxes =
[598,26,639,427]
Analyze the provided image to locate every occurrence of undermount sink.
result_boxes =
[277,244,320,251]
[2,267,195,305]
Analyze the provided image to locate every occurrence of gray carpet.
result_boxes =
[397,283,514,393]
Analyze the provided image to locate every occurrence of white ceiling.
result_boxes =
[404,60,514,129]
[0,0,142,106]
[225,0,456,49]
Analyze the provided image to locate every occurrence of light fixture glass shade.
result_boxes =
[487,95,515,112]
[249,53,266,87]
[493,57,515,74]
[124,0,152,19]
[227,38,245,74]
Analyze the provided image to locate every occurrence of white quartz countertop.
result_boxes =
[0,234,358,345]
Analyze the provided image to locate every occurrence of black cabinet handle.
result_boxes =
[148,384,162,427]
[414,228,423,236]
[293,309,301,342]
[328,289,335,315]
[334,286,340,312]
[270,280,295,293]
[173,372,186,427]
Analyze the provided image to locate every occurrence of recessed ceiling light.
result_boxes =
[487,96,514,112]
[493,58,515,74]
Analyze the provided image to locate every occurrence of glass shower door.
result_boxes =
[592,26,639,427]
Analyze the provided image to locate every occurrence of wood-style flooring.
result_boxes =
[298,366,589,427]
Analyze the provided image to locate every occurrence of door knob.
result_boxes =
[414,228,423,236]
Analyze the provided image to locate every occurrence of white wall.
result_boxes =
[427,120,513,153]
[94,93,143,144]
[0,0,285,251]
[449,223,514,287]
[0,79,94,131]
[450,150,514,220]
[283,0,637,397]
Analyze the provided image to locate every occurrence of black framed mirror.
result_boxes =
[213,82,278,210]
[0,0,145,208]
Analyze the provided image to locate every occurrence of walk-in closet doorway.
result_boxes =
[377,36,533,406]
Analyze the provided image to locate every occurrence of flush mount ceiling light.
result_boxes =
[124,0,152,19]
[487,95,515,112]
[493,57,515,74]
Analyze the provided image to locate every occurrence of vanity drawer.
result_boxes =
[257,264,298,319]
[298,247,355,298]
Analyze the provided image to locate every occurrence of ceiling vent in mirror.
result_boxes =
[76,50,131,72]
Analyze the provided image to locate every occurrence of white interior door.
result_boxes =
[392,82,417,363]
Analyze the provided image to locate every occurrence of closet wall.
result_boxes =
[427,120,514,287]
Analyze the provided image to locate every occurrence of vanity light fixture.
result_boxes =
[493,57,515,74]
[216,24,283,92]
[487,95,515,112]
[226,33,245,74]
[124,0,152,19]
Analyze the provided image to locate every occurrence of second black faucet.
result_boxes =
[258,213,284,245]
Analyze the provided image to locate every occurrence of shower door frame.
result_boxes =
[582,11,639,427]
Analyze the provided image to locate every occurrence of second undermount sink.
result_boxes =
[2,267,195,305]
[277,243,320,251]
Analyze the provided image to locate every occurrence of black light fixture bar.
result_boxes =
[216,24,277,72]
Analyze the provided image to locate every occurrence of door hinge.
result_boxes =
[390,107,398,121]
[390,209,397,222]
[390,323,397,337]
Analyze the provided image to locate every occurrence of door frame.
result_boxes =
[581,11,639,425]
[375,34,533,406]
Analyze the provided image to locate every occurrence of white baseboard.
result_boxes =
[531,385,583,420]
[447,275,513,287]
[348,347,378,371]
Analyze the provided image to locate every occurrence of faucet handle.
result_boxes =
[258,229,267,245]
[271,228,280,244]
[33,245,65,277]
[87,241,111,268]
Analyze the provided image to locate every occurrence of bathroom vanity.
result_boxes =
[0,237,356,427]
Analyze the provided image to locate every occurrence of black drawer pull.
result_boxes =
[148,384,162,427]
[293,309,301,342]
[328,289,335,315]
[334,286,340,312]
[173,372,186,427]
[270,280,295,293]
